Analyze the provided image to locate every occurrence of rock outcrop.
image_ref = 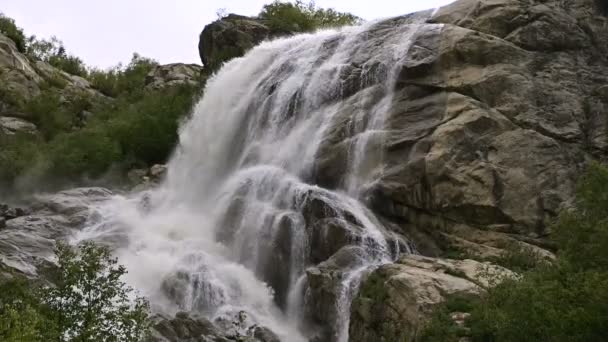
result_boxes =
[0,32,108,135]
[0,187,114,277]
[148,312,281,342]
[145,63,204,90]
[306,0,608,258]
[349,255,512,342]
[199,14,276,72]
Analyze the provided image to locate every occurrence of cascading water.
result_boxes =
[75,11,437,342]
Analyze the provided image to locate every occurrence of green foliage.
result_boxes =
[46,242,150,341]
[0,133,42,191]
[0,13,27,53]
[0,12,87,77]
[0,84,198,192]
[0,243,150,341]
[420,294,477,342]
[44,128,122,179]
[421,162,608,342]
[259,1,360,33]
[553,161,608,271]
[26,36,88,77]
[89,53,159,98]
[0,278,57,342]
[0,13,197,192]
[489,241,547,273]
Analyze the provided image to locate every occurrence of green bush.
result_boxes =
[421,162,608,342]
[104,84,197,166]
[44,128,122,179]
[0,13,26,53]
[259,1,360,33]
[0,242,150,341]
[0,133,42,192]
[89,53,158,98]
[0,84,198,191]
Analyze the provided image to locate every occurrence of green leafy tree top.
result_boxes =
[259,0,361,33]
[45,242,150,342]
[0,242,150,342]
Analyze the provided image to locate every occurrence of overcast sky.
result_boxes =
[2,0,455,68]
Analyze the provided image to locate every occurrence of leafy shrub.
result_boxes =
[89,53,159,98]
[489,241,548,273]
[105,84,197,166]
[259,0,360,33]
[24,90,72,139]
[26,36,88,77]
[0,13,26,52]
[421,162,608,342]
[0,84,198,191]
[0,133,42,192]
[0,242,150,341]
[44,128,122,179]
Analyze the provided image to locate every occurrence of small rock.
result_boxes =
[149,164,168,182]
[450,312,471,327]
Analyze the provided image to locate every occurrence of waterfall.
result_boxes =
[76,11,437,342]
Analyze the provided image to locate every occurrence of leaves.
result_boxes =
[0,242,150,342]
[259,1,360,33]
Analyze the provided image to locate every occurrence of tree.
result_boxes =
[259,1,360,33]
[44,242,150,342]
[0,242,150,342]
[0,278,56,342]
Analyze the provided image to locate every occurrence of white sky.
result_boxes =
[1,0,455,68]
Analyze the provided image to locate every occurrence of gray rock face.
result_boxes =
[145,63,204,90]
[305,0,608,256]
[349,255,513,342]
[148,312,281,342]
[0,116,37,135]
[199,14,274,72]
[0,32,109,134]
[0,187,113,277]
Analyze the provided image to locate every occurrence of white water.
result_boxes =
[75,14,436,342]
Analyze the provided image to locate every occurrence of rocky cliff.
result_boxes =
[347,0,608,339]
[0,33,202,137]
[2,0,608,341]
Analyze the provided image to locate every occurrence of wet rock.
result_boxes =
[349,255,514,342]
[148,312,230,342]
[149,164,168,184]
[304,246,372,341]
[250,326,280,342]
[0,188,113,276]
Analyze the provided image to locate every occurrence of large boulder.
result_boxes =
[0,187,113,277]
[199,14,275,72]
[349,255,513,342]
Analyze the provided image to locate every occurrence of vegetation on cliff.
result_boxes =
[0,242,150,342]
[0,12,201,193]
[259,0,360,33]
[422,162,608,342]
